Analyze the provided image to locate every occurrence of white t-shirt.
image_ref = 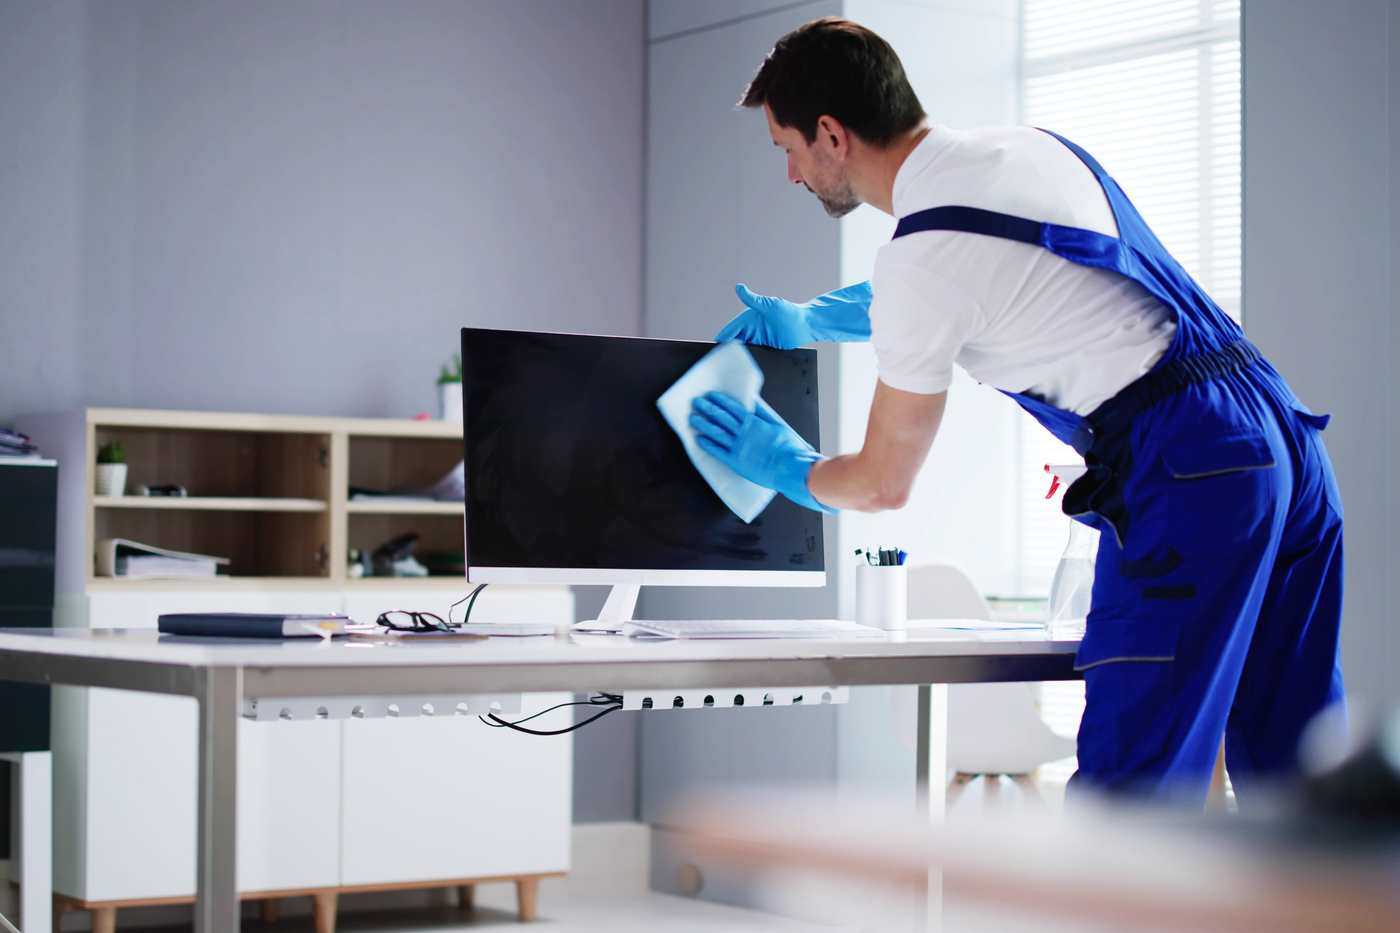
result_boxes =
[870,125,1176,414]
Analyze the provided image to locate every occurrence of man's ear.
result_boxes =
[814,115,850,159]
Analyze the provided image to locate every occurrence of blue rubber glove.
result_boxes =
[689,392,835,514]
[714,281,873,348]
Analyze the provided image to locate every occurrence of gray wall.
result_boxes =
[1242,0,1398,709]
[0,0,644,420]
[0,0,646,823]
[640,0,1019,912]
[640,1,845,843]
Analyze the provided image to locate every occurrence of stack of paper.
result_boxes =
[97,538,231,579]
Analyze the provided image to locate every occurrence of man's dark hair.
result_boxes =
[740,17,925,147]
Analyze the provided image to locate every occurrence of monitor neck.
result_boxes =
[597,583,641,626]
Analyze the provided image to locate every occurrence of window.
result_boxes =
[1016,0,1242,779]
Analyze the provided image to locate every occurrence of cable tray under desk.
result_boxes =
[619,686,849,711]
[243,693,522,722]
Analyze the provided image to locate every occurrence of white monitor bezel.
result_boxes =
[466,566,826,586]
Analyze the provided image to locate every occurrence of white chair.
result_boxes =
[907,564,1076,808]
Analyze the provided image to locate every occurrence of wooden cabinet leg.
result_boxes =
[1011,773,1045,805]
[51,894,66,933]
[312,891,338,933]
[260,897,281,924]
[515,878,539,922]
[459,883,476,913]
[946,772,975,808]
[91,906,117,933]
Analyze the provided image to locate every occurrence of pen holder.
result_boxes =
[856,562,907,631]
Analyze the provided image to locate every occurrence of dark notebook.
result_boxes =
[157,613,350,638]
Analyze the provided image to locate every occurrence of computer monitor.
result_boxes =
[460,327,825,619]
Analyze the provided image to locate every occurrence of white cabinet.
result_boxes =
[340,710,571,885]
[55,584,573,904]
[338,586,574,886]
[237,719,342,893]
[62,591,342,900]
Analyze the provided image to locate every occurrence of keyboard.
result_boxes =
[620,619,884,640]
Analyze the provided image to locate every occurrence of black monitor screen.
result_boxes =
[462,328,825,573]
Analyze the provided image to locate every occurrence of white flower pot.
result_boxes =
[439,381,463,423]
[96,463,128,496]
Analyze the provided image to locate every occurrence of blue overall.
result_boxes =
[892,131,1347,803]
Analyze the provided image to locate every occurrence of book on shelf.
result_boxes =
[97,538,231,579]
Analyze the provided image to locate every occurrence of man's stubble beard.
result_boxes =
[805,180,859,218]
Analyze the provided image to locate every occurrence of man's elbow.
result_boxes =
[867,479,911,512]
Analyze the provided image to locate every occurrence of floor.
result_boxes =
[113,887,844,933]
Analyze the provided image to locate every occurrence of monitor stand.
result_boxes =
[572,584,639,633]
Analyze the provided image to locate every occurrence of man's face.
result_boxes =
[765,106,859,218]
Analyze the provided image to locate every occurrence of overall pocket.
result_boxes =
[1160,431,1276,479]
[1288,404,1343,518]
[1074,430,1278,672]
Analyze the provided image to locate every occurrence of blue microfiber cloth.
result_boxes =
[657,342,777,523]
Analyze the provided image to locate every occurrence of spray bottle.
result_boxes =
[1044,464,1099,640]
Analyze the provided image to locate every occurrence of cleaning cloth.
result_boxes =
[657,342,776,523]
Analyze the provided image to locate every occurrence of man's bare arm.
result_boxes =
[808,381,946,511]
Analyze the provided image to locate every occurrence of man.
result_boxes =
[689,17,1345,803]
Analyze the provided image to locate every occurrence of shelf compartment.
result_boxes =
[93,426,331,501]
[95,507,331,579]
[347,435,461,498]
[347,511,464,581]
[96,496,327,512]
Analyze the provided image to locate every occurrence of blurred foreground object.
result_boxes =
[677,718,1400,933]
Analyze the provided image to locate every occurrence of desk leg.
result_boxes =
[915,685,948,932]
[194,667,241,933]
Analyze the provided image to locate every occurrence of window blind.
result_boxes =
[1018,0,1241,783]
[1017,0,1242,599]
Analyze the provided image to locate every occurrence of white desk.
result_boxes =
[0,625,1077,932]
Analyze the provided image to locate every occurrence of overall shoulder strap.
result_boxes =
[891,205,1045,244]
[893,129,1118,245]
[1036,128,1110,179]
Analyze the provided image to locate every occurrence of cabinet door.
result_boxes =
[76,592,342,900]
[339,585,574,885]
[339,700,572,885]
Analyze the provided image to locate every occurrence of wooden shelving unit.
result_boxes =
[22,408,469,589]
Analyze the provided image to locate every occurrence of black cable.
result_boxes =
[476,695,615,729]
[448,584,488,627]
[484,703,622,736]
[463,582,487,622]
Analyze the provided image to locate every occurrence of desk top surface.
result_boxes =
[0,623,1075,670]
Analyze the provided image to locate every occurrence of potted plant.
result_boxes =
[96,441,128,496]
[438,352,463,423]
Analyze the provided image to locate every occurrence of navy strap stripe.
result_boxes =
[892,205,1044,245]
[1036,128,1110,179]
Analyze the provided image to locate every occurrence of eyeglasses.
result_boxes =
[375,610,454,633]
